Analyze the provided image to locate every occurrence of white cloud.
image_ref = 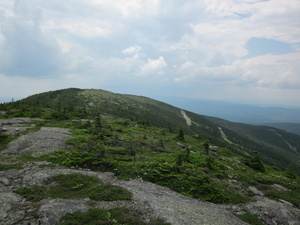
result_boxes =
[87,0,160,18]
[122,45,141,59]
[176,51,300,91]
[0,0,299,106]
[43,19,111,38]
[140,57,167,74]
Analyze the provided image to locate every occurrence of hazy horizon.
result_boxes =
[1,1,300,107]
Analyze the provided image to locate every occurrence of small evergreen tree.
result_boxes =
[285,164,297,179]
[95,116,102,129]
[176,127,185,142]
[203,140,210,155]
[245,151,266,172]
[159,139,164,147]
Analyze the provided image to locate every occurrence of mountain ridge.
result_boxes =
[1,88,300,224]
[1,88,300,174]
[156,96,300,124]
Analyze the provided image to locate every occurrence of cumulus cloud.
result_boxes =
[140,56,167,75]
[0,0,66,77]
[122,45,141,59]
[0,0,299,105]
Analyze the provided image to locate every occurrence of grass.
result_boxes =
[20,153,52,162]
[14,185,48,202]
[0,163,22,170]
[0,163,23,171]
[226,189,254,204]
[15,173,132,202]
[4,114,300,208]
[87,184,132,201]
[265,189,300,208]
[234,212,264,225]
[20,126,42,135]
[35,117,299,205]
[60,208,171,225]
[0,136,16,151]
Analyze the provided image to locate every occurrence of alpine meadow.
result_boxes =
[0,88,300,224]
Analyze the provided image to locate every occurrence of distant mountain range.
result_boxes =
[157,97,300,133]
[262,123,300,136]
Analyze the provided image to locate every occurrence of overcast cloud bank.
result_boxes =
[0,0,299,106]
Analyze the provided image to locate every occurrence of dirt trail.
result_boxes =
[181,110,192,126]
[268,129,298,154]
[218,127,234,145]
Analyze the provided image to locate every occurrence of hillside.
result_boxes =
[159,97,300,124]
[1,88,299,174]
[1,88,300,224]
[264,123,300,136]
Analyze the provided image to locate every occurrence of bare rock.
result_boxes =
[248,186,264,196]
[271,184,289,191]
[229,197,300,225]
[0,118,44,136]
[112,178,246,225]
[0,177,11,186]
[0,192,25,225]
[2,127,71,156]
[38,199,90,225]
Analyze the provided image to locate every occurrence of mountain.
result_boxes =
[1,88,300,224]
[1,88,300,174]
[264,123,300,136]
[157,97,300,124]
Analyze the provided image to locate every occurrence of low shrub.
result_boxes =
[15,173,132,202]
[265,190,300,208]
[14,185,47,202]
[88,184,132,201]
[234,212,264,225]
[60,208,171,225]
[0,163,22,170]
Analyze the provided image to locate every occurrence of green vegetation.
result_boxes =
[15,173,132,202]
[1,87,300,225]
[0,133,15,152]
[234,212,264,225]
[60,208,171,225]
[8,101,299,205]
[1,88,299,174]
[14,185,47,202]
[32,117,297,205]
[0,163,22,170]
[244,151,266,172]
[266,189,300,208]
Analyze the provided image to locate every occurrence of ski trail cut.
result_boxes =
[181,110,192,126]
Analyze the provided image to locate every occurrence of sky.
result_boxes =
[0,0,300,107]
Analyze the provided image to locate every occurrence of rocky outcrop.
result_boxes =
[2,127,71,157]
[1,118,300,225]
[228,196,300,225]
[112,178,245,225]
[0,118,44,136]
[0,163,247,225]
[0,192,25,224]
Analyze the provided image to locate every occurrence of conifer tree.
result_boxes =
[285,164,297,179]
[203,140,209,155]
[177,127,185,142]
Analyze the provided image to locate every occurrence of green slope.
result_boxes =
[1,88,300,174]
[265,123,300,136]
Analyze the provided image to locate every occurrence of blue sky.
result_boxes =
[0,0,300,106]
